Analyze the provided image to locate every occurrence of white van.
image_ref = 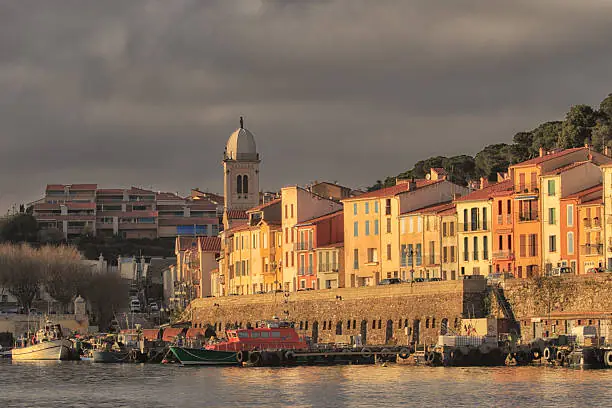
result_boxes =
[548,266,573,277]
[130,299,141,313]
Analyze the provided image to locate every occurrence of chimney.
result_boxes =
[479,177,488,190]
[605,146,610,157]
[539,147,544,157]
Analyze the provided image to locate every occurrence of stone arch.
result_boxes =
[412,319,420,344]
[336,321,343,335]
[361,320,368,345]
[237,175,243,194]
[243,175,249,194]
[441,318,449,335]
[312,321,319,344]
[385,319,393,344]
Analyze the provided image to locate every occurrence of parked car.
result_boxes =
[547,266,574,277]
[587,267,605,274]
[130,299,141,313]
[412,278,426,283]
[379,278,402,285]
[429,277,443,282]
[149,302,159,312]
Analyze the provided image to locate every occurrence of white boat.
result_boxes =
[11,320,74,361]
[11,339,72,361]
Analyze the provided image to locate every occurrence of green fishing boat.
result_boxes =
[168,346,239,366]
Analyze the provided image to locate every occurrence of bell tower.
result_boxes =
[223,117,260,212]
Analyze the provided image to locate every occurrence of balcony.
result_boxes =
[459,223,490,232]
[580,244,603,256]
[298,266,314,276]
[294,242,314,251]
[497,214,513,225]
[584,217,602,229]
[518,211,539,222]
[515,182,539,195]
[493,250,514,260]
[318,263,339,273]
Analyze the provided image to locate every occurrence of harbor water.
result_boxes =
[1,361,612,407]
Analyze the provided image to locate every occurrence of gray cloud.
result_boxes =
[1,0,612,211]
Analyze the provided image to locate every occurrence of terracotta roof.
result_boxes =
[228,223,253,233]
[438,206,457,216]
[185,328,207,339]
[226,209,248,219]
[455,180,513,202]
[296,209,343,226]
[46,184,97,191]
[142,329,161,341]
[34,202,96,210]
[344,180,438,201]
[544,161,590,175]
[96,189,125,194]
[511,147,585,167]
[199,237,221,252]
[401,201,454,215]
[580,198,603,205]
[565,184,603,199]
[156,192,183,200]
[247,198,281,212]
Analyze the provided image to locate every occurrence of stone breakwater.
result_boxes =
[190,279,487,345]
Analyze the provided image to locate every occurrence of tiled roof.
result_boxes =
[226,209,248,219]
[199,237,221,252]
[565,184,603,199]
[156,192,183,200]
[438,206,457,216]
[344,180,438,201]
[511,147,584,167]
[296,209,343,227]
[544,161,590,175]
[401,201,454,215]
[580,197,603,205]
[455,180,513,202]
[46,183,97,191]
[97,189,125,194]
[34,202,96,210]
[247,198,281,212]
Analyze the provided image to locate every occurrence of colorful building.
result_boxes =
[578,191,604,274]
[602,164,612,269]
[491,183,515,275]
[295,210,344,290]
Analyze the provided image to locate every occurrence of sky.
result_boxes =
[1,0,612,213]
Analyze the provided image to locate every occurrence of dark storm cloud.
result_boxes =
[1,0,612,211]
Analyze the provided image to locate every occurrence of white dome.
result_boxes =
[225,118,258,161]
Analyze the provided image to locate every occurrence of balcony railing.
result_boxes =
[493,250,514,260]
[298,266,314,275]
[580,244,603,256]
[318,263,339,273]
[584,217,602,229]
[515,182,539,194]
[458,223,490,232]
[518,212,539,222]
[294,242,314,251]
[497,214,513,225]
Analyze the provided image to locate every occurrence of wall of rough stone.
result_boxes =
[190,279,487,345]
[491,275,612,341]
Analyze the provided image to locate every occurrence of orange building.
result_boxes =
[491,186,515,275]
[509,147,610,278]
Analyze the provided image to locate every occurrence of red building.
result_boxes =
[295,210,344,290]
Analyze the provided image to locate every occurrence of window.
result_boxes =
[385,199,391,215]
[374,201,379,213]
[353,249,359,269]
[482,207,487,230]
[548,180,556,196]
[473,237,479,261]
[463,209,468,231]
[243,175,249,194]
[567,205,574,226]
[450,222,455,236]
[291,204,294,218]
[498,235,503,250]
[463,237,469,261]
[263,233,268,249]
[471,208,479,231]
[450,246,456,263]
[483,236,488,260]
[507,235,512,251]
[519,234,526,257]
[528,234,537,257]
[409,218,414,233]
[367,248,378,263]
[365,202,369,214]
[285,205,288,219]
[400,218,405,234]
[498,200,502,215]
[237,175,243,194]
[443,246,448,263]
[374,220,379,235]
[387,244,392,261]
[568,232,574,254]
[548,208,556,225]
[401,244,407,266]
[407,244,414,266]
[507,199,511,214]
[353,222,359,237]
[429,241,435,265]
[417,217,422,232]
[442,222,447,237]
[365,221,370,236]
[353,203,358,216]
[389,218,393,234]
[549,235,557,252]
[308,253,313,274]
[415,244,422,266]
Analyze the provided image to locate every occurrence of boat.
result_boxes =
[12,321,73,361]
[0,345,12,359]
[167,319,308,366]
[93,349,132,363]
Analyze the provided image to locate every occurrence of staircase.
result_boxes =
[491,284,521,337]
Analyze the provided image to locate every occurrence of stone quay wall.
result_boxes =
[190,279,487,345]
[493,274,612,341]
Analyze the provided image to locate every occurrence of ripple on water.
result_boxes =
[1,361,612,408]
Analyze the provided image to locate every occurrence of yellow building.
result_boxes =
[440,208,459,280]
[342,173,468,287]
[602,164,612,269]
[398,202,456,280]
[455,181,513,277]
[578,194,604,274]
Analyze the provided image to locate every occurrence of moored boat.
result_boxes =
[167,346,238,366]
[93,350,131,363]
[11,321,74,361]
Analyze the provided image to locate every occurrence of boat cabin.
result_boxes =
[206,320,308,352]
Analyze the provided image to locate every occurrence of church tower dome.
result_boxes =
[224,116,259,161]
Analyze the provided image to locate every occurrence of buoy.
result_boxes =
[543,347,552,361]
[605,351,612,367]
[361,347,372,358]
[398,348,410,359]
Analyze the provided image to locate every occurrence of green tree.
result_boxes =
[559,105,597,148]
[600,93,612,120]
[590,121,612,152]
[0,214,39,243]
[509,131,534,163]
[530,121,562,155]
[475,143,511,181]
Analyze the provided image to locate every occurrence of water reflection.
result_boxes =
[1,361,612,408]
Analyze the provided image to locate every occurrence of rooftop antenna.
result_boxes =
[240,116,244,129]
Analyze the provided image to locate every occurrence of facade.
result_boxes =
[602,165,612,269]
[456,180,512,277]
[491,187,515,275]
[295,210,344,290]
[31,184,221,240]
[578,195,604,274]
[398,201,456,281]
[342,174,468,287]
